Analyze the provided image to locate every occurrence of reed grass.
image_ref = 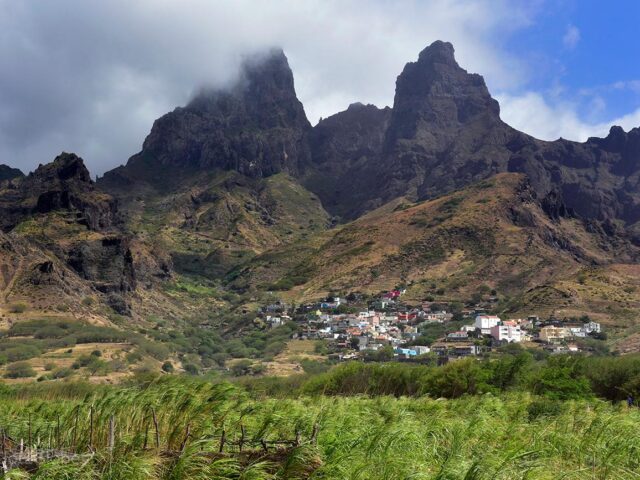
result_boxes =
[0,377,639,478]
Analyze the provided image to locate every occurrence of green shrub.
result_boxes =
[231,359,253,376]
[126,350,143,364]
[4,361,36,378]
[44,362,57,371]
[161,361,174,373]
[183,363,200,375]
[52,367,74,379]
[527,398,563,420]
[8,302,27,314]
[529,356,592,400]
[2,344,42,362]
[139,341,170,361]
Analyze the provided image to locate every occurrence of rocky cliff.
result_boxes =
[303,41,640,230]
[0,153,117,232]
[0,165,23,182]
[100,48,311,193]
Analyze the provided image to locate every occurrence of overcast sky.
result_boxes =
[1,0,639,176]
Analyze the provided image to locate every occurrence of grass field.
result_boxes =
[0,374,639,479]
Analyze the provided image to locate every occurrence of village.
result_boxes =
[259,288,605,362]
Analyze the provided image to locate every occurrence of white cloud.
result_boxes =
[497,91,640,141]
[0,0,538,175]
[562,24,581,50]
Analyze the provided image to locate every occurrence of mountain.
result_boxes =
[1,40,640,374]
[0,153,174,316]
[100,48,311,192]
[98,49,330,280]
[229,173,640,313]
[0,165,23,182]
[0,153,116,232]
[302,41,640,228]
[100,41,640,235]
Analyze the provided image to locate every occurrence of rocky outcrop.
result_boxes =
[0,165,23,182]
[304,103,392,219]
[302,41,640,228]
[0,153,117,232]
[100,48,311,192]
[66,237,136,294]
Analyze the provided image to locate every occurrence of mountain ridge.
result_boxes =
[1,40,640,364]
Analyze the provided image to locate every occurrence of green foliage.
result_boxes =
[52,367,74,379]
[299,359,330,375]
[161,361,175,373]
[527,397,564,420]
[183,363,200,375]
[0,376,637,478]
[4,361,36,378]
[529,355,592,400]
[231,359,253,376]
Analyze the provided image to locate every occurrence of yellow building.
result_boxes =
[539,326,570,343]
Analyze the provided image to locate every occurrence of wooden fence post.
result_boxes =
[56,415,61,450]
[72,408,79,451]
[151,408,160,451]
[180,423,190,453]
[219,427,226,453]
[28,414,32,451]
[143,422,149,450]
[239,424,245,452]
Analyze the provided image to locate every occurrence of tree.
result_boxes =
[183,363,200,375]
[86,357,110,376]
[231,359,253,376]
[529,355,592,400]
[4,361,36,379]
[162,361,175,373]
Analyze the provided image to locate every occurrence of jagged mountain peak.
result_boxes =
[385,40,501,150]
[0,164,24,182]
[187,47,304,123]
[416,40,456,65]
[101,47,311,187]
[31,152,92,184]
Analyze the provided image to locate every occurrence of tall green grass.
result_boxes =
[0,376,639,478]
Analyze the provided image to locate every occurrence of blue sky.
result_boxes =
[502,0,640,124]
[0,0,638,175]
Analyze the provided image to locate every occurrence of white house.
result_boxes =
[490,324,523,343]
[475,315,501,334]
[266,316,282,328]
[414,345,431,355]
[583,321,601,334]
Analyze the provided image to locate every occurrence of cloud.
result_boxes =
[562,24,581,50]
[496,91,640,141]
[0,0,538,175]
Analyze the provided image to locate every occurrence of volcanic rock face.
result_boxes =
[303,41,640,227]
[101,48,311,191]
[98,40,640,233]
[304,103,392,218]
[0,165,23,182]
[0,153,142,315]
[67,237,136,293]
[0,153,117,232]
